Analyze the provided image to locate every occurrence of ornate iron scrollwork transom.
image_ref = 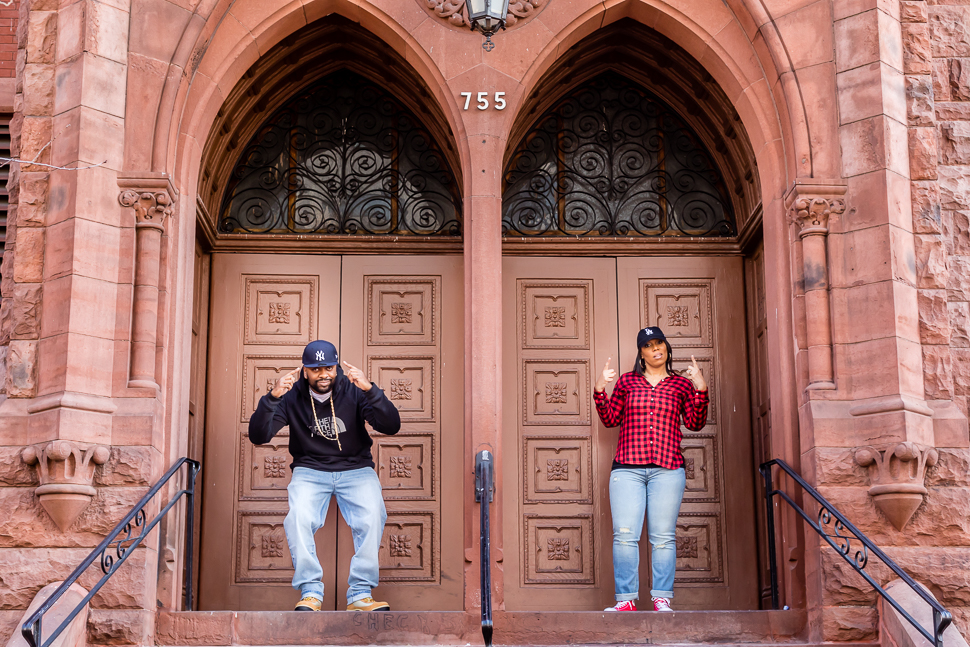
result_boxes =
[503,72,736,237]
[219,70,461,236]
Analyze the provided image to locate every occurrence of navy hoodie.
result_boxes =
[248,365,401,472]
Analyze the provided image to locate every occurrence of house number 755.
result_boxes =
[461,92,506,110]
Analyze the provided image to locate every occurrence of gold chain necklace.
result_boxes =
[309,388,342,451]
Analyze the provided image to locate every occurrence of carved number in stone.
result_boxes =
[390,378,413,400]
[547,458,569,481]
[544,306,566,327]
[268,302,291,324]
[389,534,412,557]
[261,533,285,558]
[545,382,568,404]
[676,536,698,559]
[684,457,695,480]
[391,302,413,324]
[547,537,570,560]
[667,305,690,327]
[389,455,412,478]
[264,456,287,478]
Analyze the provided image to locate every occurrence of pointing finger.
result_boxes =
[604,357,612,370]
[287,366,301,376]
[342,360,357,371]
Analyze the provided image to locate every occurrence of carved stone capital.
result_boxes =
[854,442,939,530]
[119,190,174,229]
[785,180,847,236]
[118,174,178,231]
[22,441,110,531]
[420,0,545,30]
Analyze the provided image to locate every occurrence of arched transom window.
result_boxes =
[503,72,735,237]
[220,70,461,236]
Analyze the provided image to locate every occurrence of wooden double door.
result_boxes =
[199,254,463,610]
[501,256,758,610]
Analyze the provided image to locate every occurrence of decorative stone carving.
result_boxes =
[677,535,698,559]
[545,381,568,403]
[118,175,178,391]
[390,378,413,400]
[118,189,175,229]
[391,302,412,324]
[389,534,412,557]
[544,306,566,327]
[263,456,286,478]
[684,456,696,480]
[261,533,285,558]
[22,441,110,531]
[421,0,546,29]
[546,458,568,481]
[547,537,570,560]
[267,302,290,324]
[854,442,939,530]
[785,181,847,391]
[389,455,412,478]
[667,305,690,326]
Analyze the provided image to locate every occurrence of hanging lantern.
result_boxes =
[465,0,510,51]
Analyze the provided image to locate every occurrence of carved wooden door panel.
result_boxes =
[200,254,341,610]
[616,256,757,610]
[501,257,620,610]
[337,256,464,610]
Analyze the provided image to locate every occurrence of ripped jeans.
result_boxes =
[609,466,686,601]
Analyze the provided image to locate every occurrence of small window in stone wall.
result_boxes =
[503,72,736,237]
[0,114,10,295]
[219,70,462,236]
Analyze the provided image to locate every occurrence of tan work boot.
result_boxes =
[346,597,390,611]
[294,596,322,611]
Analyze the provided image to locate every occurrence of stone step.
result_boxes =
[157,609,833,646]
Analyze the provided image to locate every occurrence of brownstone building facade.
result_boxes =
[0,0,969,645]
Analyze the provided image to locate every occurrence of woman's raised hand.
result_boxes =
[594,357,616,393]
[685,355,707,391]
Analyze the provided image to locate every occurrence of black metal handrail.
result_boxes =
[22,457,200,647]
[761,458,952,647]
[475,450,494,647]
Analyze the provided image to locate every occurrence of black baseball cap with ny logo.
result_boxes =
[302,340,338,367]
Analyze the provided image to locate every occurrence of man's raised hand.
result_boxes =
[342,361,372,392]
[594,357,616,393]
[271,366,301,398]
[685,355,707,391]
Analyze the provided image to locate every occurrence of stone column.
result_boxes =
[118,178,175,391]
[787,184,846,390]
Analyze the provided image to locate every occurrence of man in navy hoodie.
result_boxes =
[249,340,401,612]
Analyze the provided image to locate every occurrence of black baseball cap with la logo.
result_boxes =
[302,340,339,367]
[637,327,667,348]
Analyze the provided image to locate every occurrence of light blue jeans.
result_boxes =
[609,466,686,600]
[284,466,387,604]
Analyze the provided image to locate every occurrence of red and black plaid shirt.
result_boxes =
[594,372,709,469]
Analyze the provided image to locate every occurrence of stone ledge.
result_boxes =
[156,609,807,646]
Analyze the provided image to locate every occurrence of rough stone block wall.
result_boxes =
[817,447,970,638]
[0,446,159,646]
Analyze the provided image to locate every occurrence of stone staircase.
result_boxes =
[155,609,874,646]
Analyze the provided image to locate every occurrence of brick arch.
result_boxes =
[166,0,470,207]
[506,0,811,204]
[191,17,465,237]
[503,20,762,233]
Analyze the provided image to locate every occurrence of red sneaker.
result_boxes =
[604,600,637,611]
[652,597,672,612]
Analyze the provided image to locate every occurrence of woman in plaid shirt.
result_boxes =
[593,326,708,612]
